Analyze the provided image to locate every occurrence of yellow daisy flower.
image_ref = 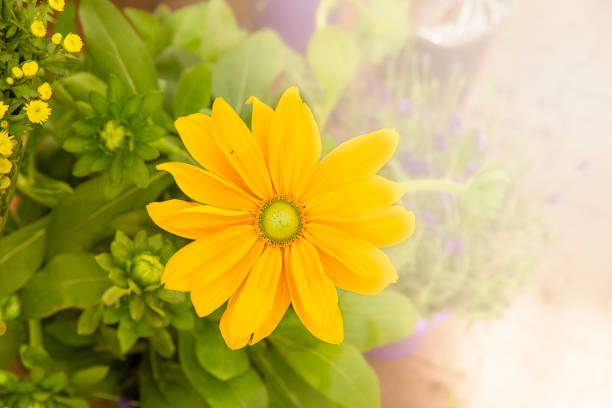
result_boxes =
[31,21,46,37]
[0,130,14,156]
[24,100,51,124]
[37,82,52,100]
[11,67,23,79]
[49,0,65,12]
[62,33,83,53]
[147,87,415,349]
[0,158,11,174]
[0,102,8,119]
[22,61,38,78]
[51,33,62,45]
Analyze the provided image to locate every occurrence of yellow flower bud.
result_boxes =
[22,61,38,78]
[62,33,83,53]
[0,177,10,190]
[0,102,7,119]
[5,78,13,86]
[51,33,63,45]
[37,82,53,101]
[11,67,23,79]
[0,158,12,174]
[31,21,46,38]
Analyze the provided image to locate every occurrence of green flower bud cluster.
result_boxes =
[77,230,193,356]
[61,75,167,197]
[0,295,20,336]
[0,364,107,408]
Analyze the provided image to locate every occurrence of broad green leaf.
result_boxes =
[340,290,419,351]
[195,320,249,381]
[174,64,212,117]
[139,360,209,408]
[46,171,171,257]
[45,317,96,347]
[20,344,52,368]
[124,7,170,57]
[79,0,158,94]
[70,365,110,386]
[0,320,24,369]
[178,331,268,408]
[270,315,380,408]
[21,253,112,318]
[212,30,286,115]
[54,1,77,35]
[307,27,359,122]
[250,345,342,408]
[0,216,49,298]
[150,328,175,358]
[169,0,245,61]
[17,172,73,208]
[59,72,108,102]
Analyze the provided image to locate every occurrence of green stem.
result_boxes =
[28,318,44,381]
[403,179,466,194]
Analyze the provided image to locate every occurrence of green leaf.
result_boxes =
[195,320,249,381]
[77,306,103,335]
[139,360,208,408]
[20,344,52,368]
[307,26,359,119]
[17,173,74,208]
[45,317,96,347]
[150,328,175,358]
[174,64,212,117]
[340,290,419,351]
[89,91,109,115]
[53,396,89,408]
[79,0,158,94]
[46,170,172,256]
[0,320,24,369]
[0,216,49,298]
[270,314,381,408]
[21,253,112,319]
[60,72,108,102]
[127,157,149,187]
[129,296,145,320]
[124,7,170,57]
[117,319,138,353]
[212,30,286,115]
[250,344,342,408]
[70,365,110,386]
[40,372,68,392]
[178,331,268,408]
[135,143,159,161]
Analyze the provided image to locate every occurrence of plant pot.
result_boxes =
[365,311,450,360]
[251,0,321,51]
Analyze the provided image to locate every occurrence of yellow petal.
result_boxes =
[157,162,259,210]
[285,247,343,344]
[175,113,251,192]
[162,225,258,291]
[246,96,274,163]
[190,239,265,317]
[307,175,405,218]
[220,284,251,350]
[147,199,253,240]
[266,87,321,196]
[228,245,283,339]
[211,97,274,199]
[289,239,338,326]
[249,270,291,345]
[313,206,416,248]
[304,129,398,201]
[305,223,398,295]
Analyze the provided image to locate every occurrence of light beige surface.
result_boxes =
[368,0,612,407]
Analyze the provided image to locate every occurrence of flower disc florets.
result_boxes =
[257,197,303,245]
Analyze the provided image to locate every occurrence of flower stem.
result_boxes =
[403,179,466,194]
[28,318,44,381]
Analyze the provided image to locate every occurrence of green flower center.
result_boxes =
[258,199,302,244]
[131,253,164,287]
[100,121,127,151]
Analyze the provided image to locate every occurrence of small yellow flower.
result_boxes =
[147,87,415,349]
[0,121,8,128]
[6,78,13,86]
[51,33,62,45]
[11,67,23,79]
[24,100,51,124]
[0,130,14,156]
[49,0,65,12]
[0,177,10,190]
[62,33,83,53]
[31,21,46,37]
[22,61,38,78]
[0,158,12,174]
[37,82,53,101]
[0,102,8,119]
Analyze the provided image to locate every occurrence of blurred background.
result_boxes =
[111,0,612,406]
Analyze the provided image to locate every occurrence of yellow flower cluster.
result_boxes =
[0,130,14,190]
